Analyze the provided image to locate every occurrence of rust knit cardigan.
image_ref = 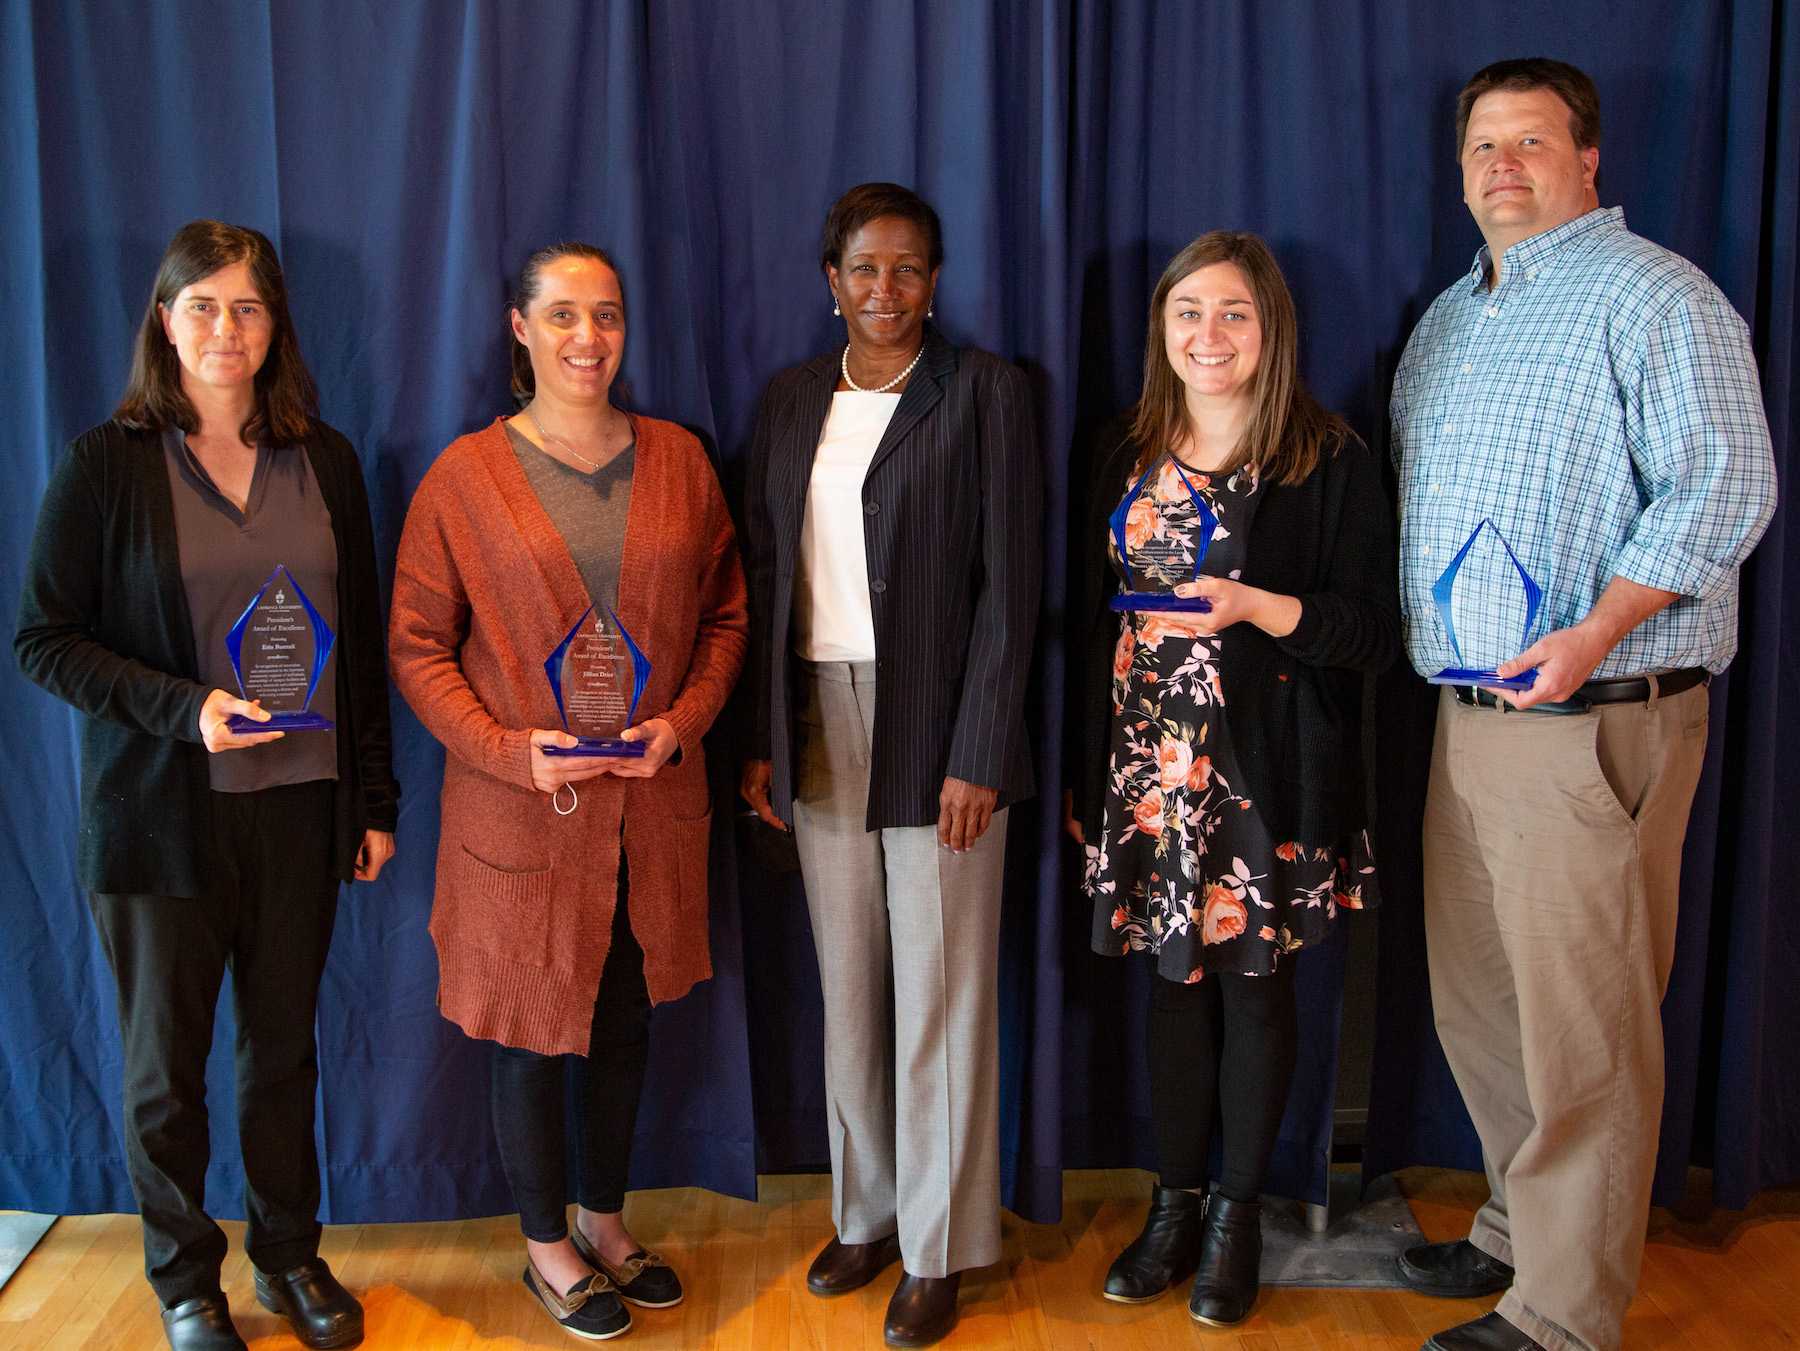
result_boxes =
[389,414,747,1056]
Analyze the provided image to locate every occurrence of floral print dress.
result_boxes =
[1083,455,1377,982]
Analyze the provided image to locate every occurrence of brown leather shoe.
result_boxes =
[883,1271,960,1348]
[806,1233,902,1296]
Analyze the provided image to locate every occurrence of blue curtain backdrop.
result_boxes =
[1,0,1793,1227]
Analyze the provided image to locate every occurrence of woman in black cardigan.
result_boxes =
[14,221,396,1351]
[1066,231,1397,1326]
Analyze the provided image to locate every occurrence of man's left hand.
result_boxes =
[1494,623,1611,707]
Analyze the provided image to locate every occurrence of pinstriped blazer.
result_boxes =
[745,326,1042,830]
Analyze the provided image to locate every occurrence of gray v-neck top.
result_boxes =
[506,422,636,619]
[162,429,339,792]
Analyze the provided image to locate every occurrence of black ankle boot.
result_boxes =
[1187,1193,1262,1326]
[1103,1185,1206,1303]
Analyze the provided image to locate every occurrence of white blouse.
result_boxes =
[794,391,901,662]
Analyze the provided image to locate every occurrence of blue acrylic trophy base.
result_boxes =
[1427,667,1538,691]
[541,737,648,759]
[1109,592,1213,614]
[226,711,335,733]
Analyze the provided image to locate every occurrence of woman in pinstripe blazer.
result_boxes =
[739,182,1041,1349]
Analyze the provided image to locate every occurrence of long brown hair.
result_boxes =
[115,220,317,445]
[1127,231,1346,486]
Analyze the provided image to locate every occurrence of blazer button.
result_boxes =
[870,579,888,594]
[864,500,880,515]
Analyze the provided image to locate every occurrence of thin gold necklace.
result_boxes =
[526,405,621,471]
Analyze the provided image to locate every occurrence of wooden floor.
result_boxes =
[3,1168,1797,1349]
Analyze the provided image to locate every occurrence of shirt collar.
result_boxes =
[1465,205,1625,293]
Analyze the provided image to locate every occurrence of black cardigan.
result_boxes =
[14,418,399,897]
[1068,419,1399,845]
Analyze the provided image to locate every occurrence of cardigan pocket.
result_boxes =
[435,843,558,970]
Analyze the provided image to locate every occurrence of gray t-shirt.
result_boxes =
[506,422,635,617]
[162,428,339,793]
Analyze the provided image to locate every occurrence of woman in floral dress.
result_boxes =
[1066,232,1398,1325]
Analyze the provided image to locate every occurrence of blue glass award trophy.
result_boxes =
[1107,455,1219,613]
[1426,519,1542,690]
[224,564,335,732]
[542,605,652,758]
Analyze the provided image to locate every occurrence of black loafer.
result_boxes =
[806,1232,902,1296]
[883,1271,961,1348]
[253,1258,364,1349]
[1396,1239,1515,1298]
[1423,1310,1546,1349]
[1103,1184,1206,1302]
[571,1226,684,1308]
[161,1294,247,1351]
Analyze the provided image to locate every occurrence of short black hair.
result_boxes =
[1456,57,1601,156]
[818,182,944,274]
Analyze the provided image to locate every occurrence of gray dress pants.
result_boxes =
[791,660,1007,1278]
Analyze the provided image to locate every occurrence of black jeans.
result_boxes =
[87,780,340,1308]
[490,866,651,1242]
[1146,962,1298,1201]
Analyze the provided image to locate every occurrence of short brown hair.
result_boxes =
[1455,57,1601,156]
[819,182,944,274]
[1128,231,1347,488]
[507,242,626,405]
[115,220,318,446]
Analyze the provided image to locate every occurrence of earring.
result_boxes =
[833,298,841,316]
[928,303,935,319]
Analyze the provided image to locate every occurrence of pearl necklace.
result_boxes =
[841,344,921,394]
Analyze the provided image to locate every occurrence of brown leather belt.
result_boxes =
[1452,666,1708,713]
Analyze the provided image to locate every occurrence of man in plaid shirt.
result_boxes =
[1390,58,1775,1351]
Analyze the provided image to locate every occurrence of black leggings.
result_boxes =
[1146,962,1298,1201]
[490,870,651,1242]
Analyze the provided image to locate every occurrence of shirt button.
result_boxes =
[1485,305,1499,318]
[1430,483,1441,494]
[864,500,879,515]
[1442,421,1455,434]
[1461,362,1473,374]
[870,579,887,594]
[1527,266,1540,280]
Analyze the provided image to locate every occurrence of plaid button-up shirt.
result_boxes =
[1391,207,1776,678]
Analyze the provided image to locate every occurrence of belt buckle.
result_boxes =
[1452,684,1494,709]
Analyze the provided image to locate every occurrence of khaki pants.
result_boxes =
[1423,683,1708,1351]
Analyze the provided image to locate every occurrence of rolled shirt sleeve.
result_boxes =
[1614,289,1777,601]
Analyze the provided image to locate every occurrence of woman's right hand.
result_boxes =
[739,758,788,832]
[529,729,621,794]
[198,689,284,753]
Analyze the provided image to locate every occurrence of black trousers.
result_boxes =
[490,866,651,1242]
[1146,962,1299,1200]
[87,780,340,1308]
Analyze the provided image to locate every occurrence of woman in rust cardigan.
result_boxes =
[389,243,746,1342]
